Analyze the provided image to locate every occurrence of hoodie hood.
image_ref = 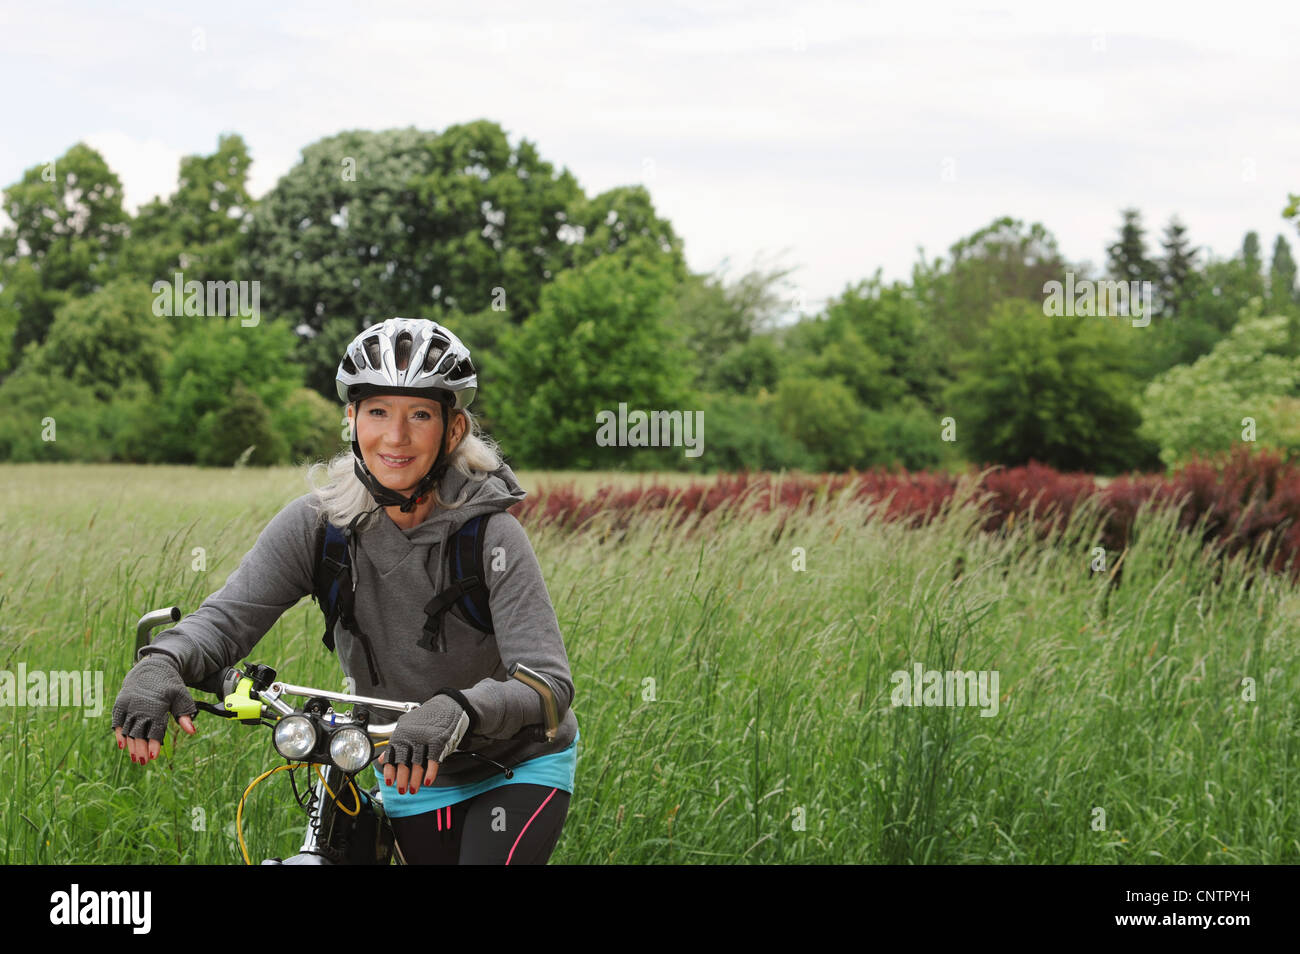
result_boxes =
[352,461,526,582]
[386,462,527,542]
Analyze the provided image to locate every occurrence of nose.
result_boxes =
[384,417,412,445]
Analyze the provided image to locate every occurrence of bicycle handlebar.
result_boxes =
[134,606,562,743]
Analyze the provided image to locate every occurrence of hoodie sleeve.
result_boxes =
[457,512,575,738]
[138,494,321,685]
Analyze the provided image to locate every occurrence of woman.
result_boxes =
[111,318,579,864]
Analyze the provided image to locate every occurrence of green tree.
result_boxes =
[0,143,129,357]
[864,397,963,472]
[772,374,877,472]
[276,386,347,464]
[1159,216,1198,318]
[672,261,794,388]
[1242,231,1265,300]
[1133,245,1270,381]
[243,122,595,394]
[944,300,1158,473]
[1140,309,1300,466]
[19,278,174,402]
[196,380,288,466]
[410,122,586,317]
[118,133,254,286]
[565,185,686,280]
[293,315,370,409]
[687,389,813,472]
[705,334,781,396]
[432,304,514,433]
[495,249,693,469]
[0,261,57,375]
[1285,192,1300,241]
[820,272,944,405]
[153,318,304,463]
[1192,254,1262,336]
[1107,208,1161,289]
[783,317,893,409]
[921,216,1071,360]
[1268,235,1299,349]
[242,126,441,378]
[0,365,133,462]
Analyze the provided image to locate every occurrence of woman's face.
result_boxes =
[350,395,466,491]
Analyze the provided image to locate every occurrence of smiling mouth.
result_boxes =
[380,454,415,466]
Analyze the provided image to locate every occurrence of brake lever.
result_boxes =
[194,700,237,719]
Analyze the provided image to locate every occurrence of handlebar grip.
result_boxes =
[135,606,181,657]
[189,667,238,699]
[507,663,560,742]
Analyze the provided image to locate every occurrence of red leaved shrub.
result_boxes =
[512,447,1300,580]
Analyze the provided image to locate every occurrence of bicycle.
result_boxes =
[134,606,561,865]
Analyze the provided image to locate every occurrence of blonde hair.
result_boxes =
[305,405,504,533]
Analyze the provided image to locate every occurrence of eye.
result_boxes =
[367,407,431,419]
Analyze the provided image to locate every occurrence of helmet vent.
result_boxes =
[363,336,383,370]
[449,358,474,380]
[341,354,358,375]
[395,332,413,371]
[423,338,448,373]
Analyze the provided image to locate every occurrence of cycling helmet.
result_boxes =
[336,317,477,408]
[336,318,478,513]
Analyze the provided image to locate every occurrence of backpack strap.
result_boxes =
[311,518,383,685]
[312,521,351,653]
[418,513,495,653]
[451,513,495,634]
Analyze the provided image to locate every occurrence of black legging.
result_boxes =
[387,784,570,865]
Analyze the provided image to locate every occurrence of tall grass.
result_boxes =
[1,463,1296,863]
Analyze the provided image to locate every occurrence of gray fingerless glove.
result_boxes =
[386,694,471,768]
[111,655,198,742]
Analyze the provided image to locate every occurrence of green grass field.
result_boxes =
[1,463,1296,863]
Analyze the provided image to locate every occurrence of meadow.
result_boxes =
[1,462,1296,863]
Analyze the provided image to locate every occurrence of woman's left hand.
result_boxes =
[380,695,470,795]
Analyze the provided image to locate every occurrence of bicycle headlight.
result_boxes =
[330,725,373,773]
[273,715,318,761]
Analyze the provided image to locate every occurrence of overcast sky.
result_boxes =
[2,0,1298,317]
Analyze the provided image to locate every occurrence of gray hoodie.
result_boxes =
[140,462,578,787]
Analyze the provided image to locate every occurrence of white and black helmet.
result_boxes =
[336,318,478,515]
[336,318,477,409]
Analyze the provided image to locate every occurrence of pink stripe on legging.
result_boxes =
[505,787,558,866]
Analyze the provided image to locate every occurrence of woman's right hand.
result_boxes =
[111,655,198,765]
